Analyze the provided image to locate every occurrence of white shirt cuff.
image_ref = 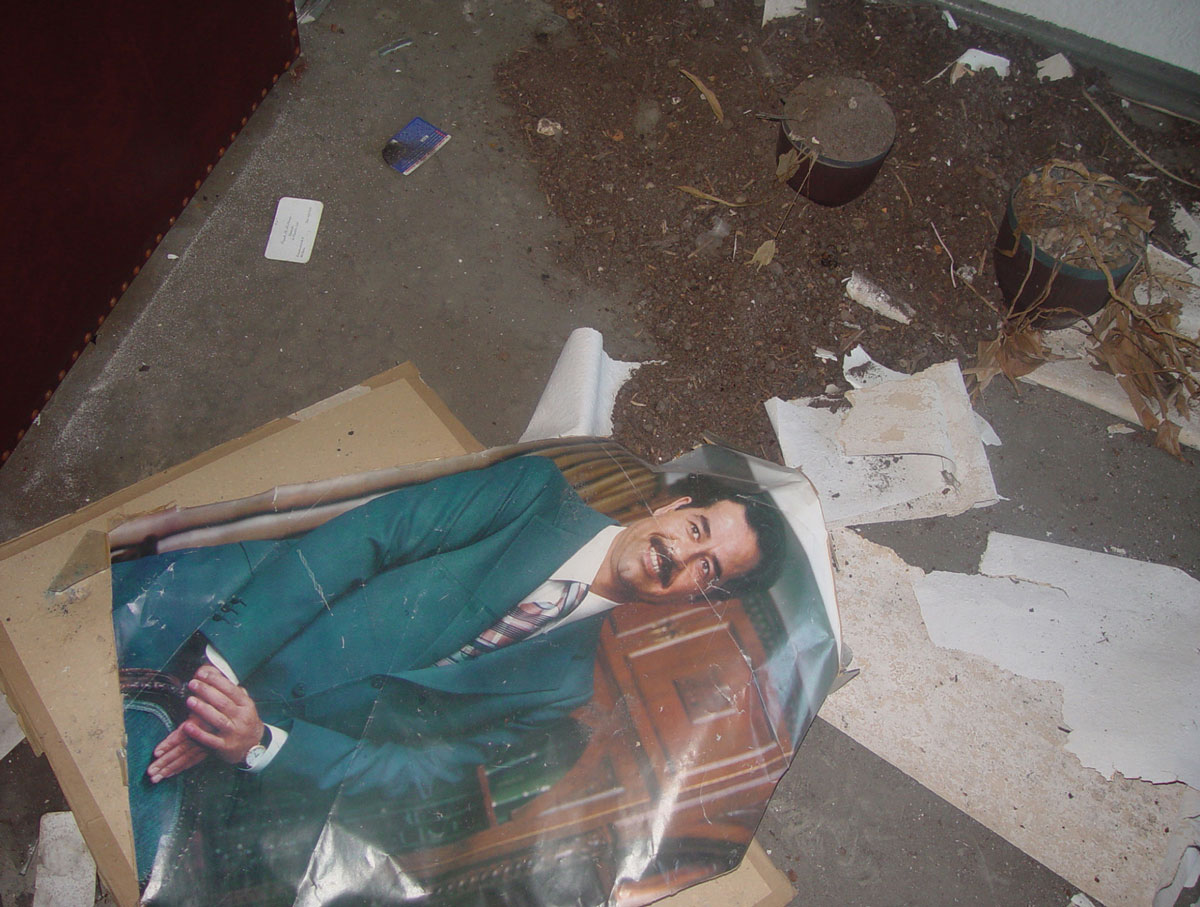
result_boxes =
[246,724,289,773]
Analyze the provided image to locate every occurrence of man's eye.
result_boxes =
[689,522,700,539]
[701,559,711,576]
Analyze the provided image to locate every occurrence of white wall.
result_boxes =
[987,0,1200,75]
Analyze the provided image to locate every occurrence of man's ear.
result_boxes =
[652,496,691,517]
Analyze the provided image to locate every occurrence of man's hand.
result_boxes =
[145,665,264,783]
[147,725,209,783]
[178,665,265,765]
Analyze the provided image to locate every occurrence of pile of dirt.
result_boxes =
[495,0,1200,463]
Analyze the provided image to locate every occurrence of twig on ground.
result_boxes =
[1083,89,1200,191]
[930,220,957,287]
[894,171,913,207]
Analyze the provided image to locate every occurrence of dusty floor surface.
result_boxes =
[1,0,1198,905]
[495,0,1200,463]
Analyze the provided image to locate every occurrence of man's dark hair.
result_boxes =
[666,473,788,601]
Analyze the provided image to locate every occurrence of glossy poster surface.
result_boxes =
[109,439,842,906]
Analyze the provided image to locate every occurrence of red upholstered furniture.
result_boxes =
[0,1,300,460]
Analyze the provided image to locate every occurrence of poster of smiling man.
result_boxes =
[108,438,843,906]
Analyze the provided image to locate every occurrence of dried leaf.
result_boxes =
[777,148,801,182]
[679,69,724,123]
[674,185,753,207]
[964,328,1058,395]
[1154,419,1184,458]
[1116,203,1155,233]
[748,240,776,270]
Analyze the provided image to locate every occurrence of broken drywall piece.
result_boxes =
[951,49,1010,84]
[916,533,1200,788]
[1024,245,1200,449]
[941,10,958,30]
[762,0,806,27]
[32,812,96,907]
[844,271,913,324]
[822,528,1189,907]
[1154,787,1200,907]
[520,327,642,441]
[842,347,1001,448]
[1036,52,1074,81]
[765,359,998,526]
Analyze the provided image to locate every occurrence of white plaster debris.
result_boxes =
[520,327,642,441]
[844,270,913,324]
[1024,245,1200,449]
[916,533,1200,788]
[951,49,1011,84]
[1154,788,1200,907]
[1172,201,1200,261]
[822,529,1191,907]
[761,0,807,27]
[765,357,997,526]
[941,10,958,30]
[31,812,95,907]
[0,696,23,759]
[536,117,563,137]
[1036,52,1075,82]
[841,345,906,388]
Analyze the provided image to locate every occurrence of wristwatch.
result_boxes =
[238,725,272,771]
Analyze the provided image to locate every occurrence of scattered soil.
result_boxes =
[782,75,896,162]
[495,0,1200,464]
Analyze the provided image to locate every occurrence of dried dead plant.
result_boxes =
[970,160,1199,458]
[1088,260,1200,459]
[963,309,1060,395]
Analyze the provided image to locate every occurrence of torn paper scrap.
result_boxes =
[765,360,998,526]
[844,271,913,324]
[520,327,642,441]
[952,49,1010,83]
[916,533,1200,788]
[823,528,1188,907]
[1036,52,1074,81]
[1024,245,1200,449]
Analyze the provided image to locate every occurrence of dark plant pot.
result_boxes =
[775,128,892,206]
[993,178,1141,330]
[775,77,896,207]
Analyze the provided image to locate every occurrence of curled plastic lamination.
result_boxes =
[110,438,843,906]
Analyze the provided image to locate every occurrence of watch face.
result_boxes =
[243,744,268,769]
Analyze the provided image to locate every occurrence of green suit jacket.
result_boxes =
[112,455,617,803]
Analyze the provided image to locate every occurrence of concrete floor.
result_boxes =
[1,1,1197,905]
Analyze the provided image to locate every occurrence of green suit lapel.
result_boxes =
[423,501,615,664]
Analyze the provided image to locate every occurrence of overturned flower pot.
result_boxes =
[775,76,896,207]
[993,162,1151,329]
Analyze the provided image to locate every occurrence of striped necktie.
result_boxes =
[436,580,588,666]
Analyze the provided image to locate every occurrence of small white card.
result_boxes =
[264,197,324,263]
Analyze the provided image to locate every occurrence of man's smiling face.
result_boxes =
[595,497,762,605]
